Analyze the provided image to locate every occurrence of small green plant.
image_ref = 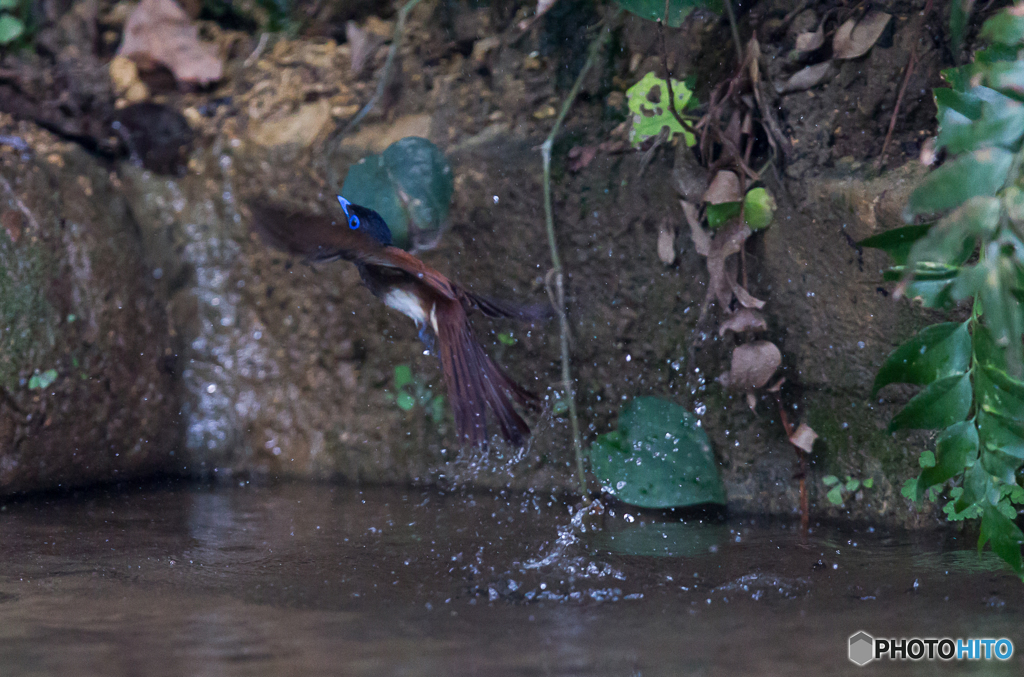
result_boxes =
[387,364,445,424]
[625,72,698,148]
[27,368,57,390]
[822,475,874,506]
[860,2,1024,577]
[0,0,25,46]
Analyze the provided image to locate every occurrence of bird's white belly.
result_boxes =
[382,289,438,332]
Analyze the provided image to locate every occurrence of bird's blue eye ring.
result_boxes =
[348,214,360,230]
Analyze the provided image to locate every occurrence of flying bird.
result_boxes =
[249,197,543,448]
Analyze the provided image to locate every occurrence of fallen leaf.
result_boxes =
[703,170,742,204]
[567,145,599,172]
[788,422,818,454]
[346,21,384,79]
[118,0,223,85]
[833,11,891,60]
[681,200,710,256]
[706,220,752,309]
[657,226,676,265]
[518,0,559,30]
[718,308,767,336]
[732,282,767,309]
[793,24,825,54]
[719,340,782,390]
[777,61,834,94]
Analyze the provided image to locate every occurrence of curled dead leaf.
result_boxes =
[719,340,782,390]
[777,61,834,94]
[657,226,676,265]
[793,24,825,54]
[118,0,223,85]
[833,11,891,60]
[681,200,710,256]
[346,21,385,78]
[706,220,752,310]
[788,422,818,454]
[703,170,742,204]
[718,308,767,336]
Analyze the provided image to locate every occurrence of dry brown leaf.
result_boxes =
[718,308,767,336]
[703,170,742,204]
[833,11,891,60]
[794,25,825,54]
[719,340,782,390]
[788,422,818,454]
[777,61,834,94]
[657,226,676,265]
[118,0,223,85]
[732,282,767,309]
[706,220,752,309]
[347,21,384,78]
[681,200,710,256]
[518,0,560,30]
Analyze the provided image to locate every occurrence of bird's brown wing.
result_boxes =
[249,202,388,264]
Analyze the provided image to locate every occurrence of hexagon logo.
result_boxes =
[849,631,874,666]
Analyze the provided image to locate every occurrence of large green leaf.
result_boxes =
[950,0,975,56]
[888,373,973,431]
[341,137,454,251]
[905,148,1013,218]
[976,364,1024,423]
[859,224,933,265]
[918,420,979,499]
[588,397,726,509]
[986,61,1024,100]
[873,321,971,396]
[980,6,1024,46]
[936,99,1024,153]
[908,197,999,267]
[612,0,716,27]
[0,14,22,45]
[979,504,1024,575]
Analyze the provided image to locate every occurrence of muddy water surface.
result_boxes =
[0,483,1019,676]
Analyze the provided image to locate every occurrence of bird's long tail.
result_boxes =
[434,299,538,447]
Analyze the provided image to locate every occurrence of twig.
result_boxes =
[876,46,918,171]
[658,0,697,137]
[0,174,40,233]
[243,32,269,69]
[541,17,616,498]
[721,0,744,69]
[342,0,425,135]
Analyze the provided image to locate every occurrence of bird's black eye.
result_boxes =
[349,214,360,230]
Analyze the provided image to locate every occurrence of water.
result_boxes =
[0,483,1019,676]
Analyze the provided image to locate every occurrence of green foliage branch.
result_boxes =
[860,3,1024,576]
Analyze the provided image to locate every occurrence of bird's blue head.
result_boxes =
[337,196,393,246]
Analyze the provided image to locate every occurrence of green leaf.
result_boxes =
[863,477,874,489]
[936,99,1024,154]
[588,397,725,509]
[920,450,937,468]
[743,187,775,230]
[826,486,844,505]
[902,477,920,500]
[27,368,57,390]
[905,148,1013,218]
[986,60,1024,100]
[935,87,985,121]
[888,373,973,432]
[0,14,23,44]
[341,137,454,251]
[0,0,18,10]
[918,420,979,498]
[626,72,696,148]
[858,224,933,265]
[980,5,1024,46]
[822,474,840,486]
[908,197,999,268]
[976,364,1024,423]
[978,409,1024,460]
[394,364,413,389]
[497,332,516,346]
[705,201,741,229]
[873,321,971,396]
[845,478,861,492]
[979,504,1024,575]
[612,0,714,28]
[950,0,975,55]
[396,392,416,411]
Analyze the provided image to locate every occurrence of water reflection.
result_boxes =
[0,483,1020,676]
